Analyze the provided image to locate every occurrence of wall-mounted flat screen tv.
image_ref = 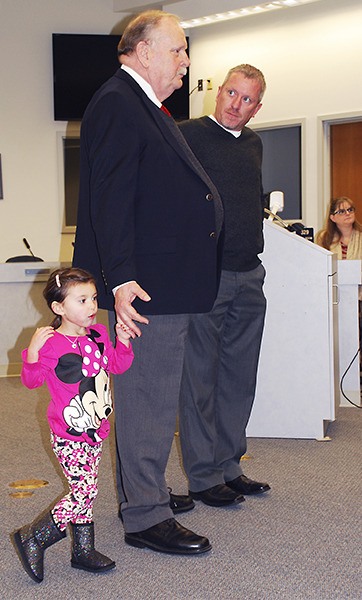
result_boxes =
[52,33,189,121]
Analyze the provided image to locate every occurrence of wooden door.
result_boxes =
[330,121,362,220]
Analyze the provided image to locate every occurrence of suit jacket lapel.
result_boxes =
[157,111,224,236]
[115,69,224,236]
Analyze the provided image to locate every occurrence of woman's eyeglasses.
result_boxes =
[332,207,355,216]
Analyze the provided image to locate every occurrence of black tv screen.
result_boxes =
[52,33,189,121]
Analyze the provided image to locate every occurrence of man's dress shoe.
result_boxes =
[226,474,271,495]
[124,518,211,555]
[118,490,194,521]
[189,484,244,507]
[168,489,195,514]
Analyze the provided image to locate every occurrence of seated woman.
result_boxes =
[315,196,362,259]
[317,197,362,351]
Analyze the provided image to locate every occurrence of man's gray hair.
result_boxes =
[118,10,180,57]
[222,64,266,101]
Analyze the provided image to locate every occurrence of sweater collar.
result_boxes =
[208,114,242,138]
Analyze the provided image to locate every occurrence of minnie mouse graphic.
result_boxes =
[55,329,114,443]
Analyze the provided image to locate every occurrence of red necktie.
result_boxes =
[160,104,171,117]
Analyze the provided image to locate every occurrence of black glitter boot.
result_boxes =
[70,522,115,572]
[12,511,66,583]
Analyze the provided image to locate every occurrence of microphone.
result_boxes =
[268,191,284,219]
[264,209,314,241]
[23,237,35,257]
[5,238,44,262]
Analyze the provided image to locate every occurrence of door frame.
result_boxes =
[318,110,362,228]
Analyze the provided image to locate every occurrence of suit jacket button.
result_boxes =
[209,231,216,238]
[205,193,213,201]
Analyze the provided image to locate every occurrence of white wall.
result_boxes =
[0,0,126,263]
[187,0,362,229]
[1,0,362,263]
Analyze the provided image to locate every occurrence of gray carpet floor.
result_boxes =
[1,376,361,599]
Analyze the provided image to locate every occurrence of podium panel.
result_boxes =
[247,221,338,439]
[337,260,361,408]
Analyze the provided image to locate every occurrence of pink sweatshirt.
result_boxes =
[21,324,134,446]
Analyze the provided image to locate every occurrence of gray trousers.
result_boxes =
[109,312,190,533]
[179,266,266,492]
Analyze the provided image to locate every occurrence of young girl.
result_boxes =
[12,267,134,583]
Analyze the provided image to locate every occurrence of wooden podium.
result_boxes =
[246,220,338,440]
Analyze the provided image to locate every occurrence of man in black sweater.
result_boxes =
[178,64,270,507]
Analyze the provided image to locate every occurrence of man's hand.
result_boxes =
[114,281,151,338]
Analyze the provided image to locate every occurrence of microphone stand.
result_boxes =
[264,208,289,229]
[23,238,36,257]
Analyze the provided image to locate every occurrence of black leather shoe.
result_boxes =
[226,474,271,495]
[124,518,211,555]
[168,489,195,514]
[118,490,194,521]
[189,484,244,507]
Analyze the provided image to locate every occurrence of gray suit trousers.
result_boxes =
[109,312,190,533]
[179,266,266,492]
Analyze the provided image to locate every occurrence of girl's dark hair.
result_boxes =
[43,267,97,329]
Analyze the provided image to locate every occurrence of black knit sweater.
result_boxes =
[179,116,264,272]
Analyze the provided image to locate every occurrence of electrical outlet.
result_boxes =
[207,79,213,90]
[197,79,203,91]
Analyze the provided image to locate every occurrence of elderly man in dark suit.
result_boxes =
[73,10,230,555]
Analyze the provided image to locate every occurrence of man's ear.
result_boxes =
[136,40,150,68]
[51,300,64,316]
[252,103,263,118]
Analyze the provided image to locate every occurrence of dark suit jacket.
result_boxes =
[73,68,223,314]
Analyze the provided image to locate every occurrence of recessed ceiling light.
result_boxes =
[180,0,320,29]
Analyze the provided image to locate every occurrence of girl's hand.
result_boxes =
[27,326,54,363]
[115,322,132,348]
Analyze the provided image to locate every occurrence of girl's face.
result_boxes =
[52,282,98,334]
